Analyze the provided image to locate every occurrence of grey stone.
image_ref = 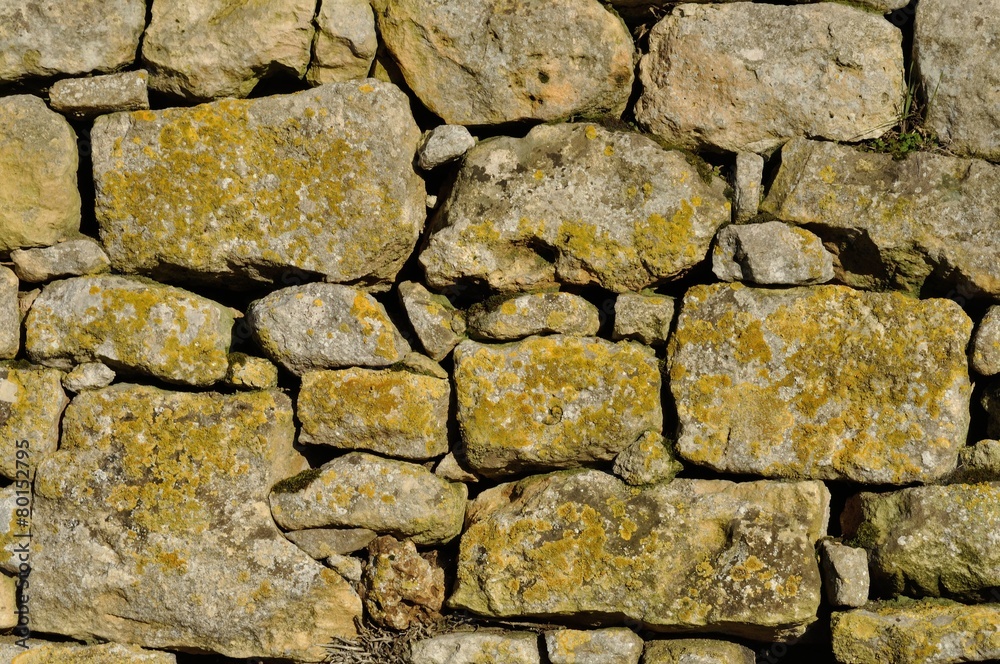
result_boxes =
[420,123,731,293]
[612,292,675,346]
[635,3,903,154]
[712,222,835,285]
[0,364,67,480]
[409,632,542,664]
[308,0,378,86]
[7,642,178,663]
[49,70,150,119]
[285,528,378,558]
[733,151,764,223]
[9,238,111,283]
[418,125,476,170]
[61,362,116,393]
[467,292,600,341]
[608,0,909,19]
[612,432,683,487]
[0,485,27,575]
[222,353,279,390]
[326,554,363,584]
[0,268,17,359]
[434,453,480,484]
[643,639,756,664]
[946,440,1000,484]
[545,628,643,664]
[398,281,466,361]
[819,540,870,608]
[247,283,410,376]
[364,535,444,630]
[374,0,634,126]
[971,306,1000,376]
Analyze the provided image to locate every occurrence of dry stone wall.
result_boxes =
[0,1,998,663]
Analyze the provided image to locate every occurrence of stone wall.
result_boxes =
[0,0,998,663]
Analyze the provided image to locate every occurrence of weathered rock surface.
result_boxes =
[451,470,829,640]
[636,3,903,154]
[222,353,279,390]
[410,632,542,664]
[612,432,683,487]
[435,453,480,484]
[418,125,476,170]
[247,283,409,376]
[0,574,14,631]
[0,485,27,574]
[142,0,314,100]
[421,123,731,293]
[26,276,233,386]
[612,292,675,346]
[298,367,450,459]
[0,268,16,359]
[0,0,145,82]
[62,362,116,393]
[270,452,467,545]
[10,642,177,663]
[49,71,150,119]
[31,385,359,662]
[363,535,444,630]
[947,440,1000,484]
[0,95,80,252]
[842,483,1000,601]
[0,365,67,480]
[608,0,910,19]
[454,336,662,478]
[733,152,764,223]
[914,0,1000,161]
[374,0,634,125]
[832,599,1000,664]
[712,222,835,285]
[545,628,643,664]
[669,283,972,484]
[643,639,756,664]
[308,0,378,86]
[327,554,363,584]
[285,528,377,559]
[399,281,466,361]
[93,81,424,289]
[10,238,111,283]
[467,292,600,341]
[762,138,1000,298]
[819,540,870,608]
[971,306,1000,376]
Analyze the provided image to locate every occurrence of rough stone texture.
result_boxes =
[0,268,16,359]
[247,283,409,376]
[762,138,1000,298]
[0,485,26,575]
[285,528,378,558]
[410,632,542,664]
[374,0,634,126]
[326,554,363,584]
[9,238,111,283]
[0,575,13,631]
[712,222,835,286]
[49,70,150,119]
[544,628,643,664]
[62,362,116,393]
[93,80,424,289]
[612,292,675,347]
[454,336,662,478]
[0,95,80,252]
[142,0,315,101]
[733,152,764,223]
[222,353,279,390]
[635,3,903,154]
[642,639,756,664]
[842,484,1000,602]
[297,367,449,460]
[31,385,359,662]
[0,0,145,82]
[26,276,233,387]
[9,643,177,663]
[0,365,67,480]
[421,123,731,294]
[451,471,829,641]
[608,0,910,19]
[914,0,1000,161]
[947,440,1000,484]
[308,0,378,86]
[418,125,476,170]
[612,432,683,487]
[435,453,480,484]
[398,281,466,361]
[971,306,1000,376]
[363,535,444,630]
[669,283,973,484]
[818,540,870,608]
[467,292,600,341]
[269,452,467,545]
[832,600,1000,664]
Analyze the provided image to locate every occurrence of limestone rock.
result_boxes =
[669,283,972,484]
[30,385,358,662]
[308,0,378,86]
[451,471,828,640]
[49,71,150,120]
[142,0,315,100]
[93,81,424,289]
[762,138,1000,298]
[26,276,233,387]
[914,0,1000,161]
[62,362,116,393]
[0,268,17,359]
[612,432,683,487]
[434,453,480,484]
[247,283,409,376]
[608,0,910,20]
[544,628,643,664]
[0,485,27,575]
[420,123,731,293]
[0,575,14,631]
[842,483,1000,601]
[222,353,279,390]
[0,0,145,83]
[0,95,80,252]
[712,222,835,285]
[832,599,1000,664]
[270,452,467,545]
[971,306,1000,376]
[467,292,600,341]
[398,281,466,361]
[418,125,476,171]
[409,632,541,664]
[643,639,756,664]
[947,440,1000,484]
[612,292,675,346]
[327,554,363,584]
[363,535,444,630]
[818,540,870,608]
[297,367,449,460]
[635,3,903,153]
[374,0,634,125]
[0,365,67,480]
[733,152,764,223]
[454,336,662,478]
[10,643,177,663]
[9,238,111,283]
[285,528,378,559]
[399,351,449,379]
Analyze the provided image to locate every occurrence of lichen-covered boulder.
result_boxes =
[10,238,111,283]
[643,639,756,664]
[545,628,643,664]
[842,483,1000,601]
[93,80,424,289]
[612,292,675,346]
[467,292,600,341]
[972,306,1000,376]
[308,0,378,86]
[0,365,67,480]
[26,276,233,386]
[222,353,279,390]
[612,431,683,487]
[669,283,972,484]
[374,0,634,125]
[49,70,150,120]
[421,123,731,294]
[30,385,359,662]
[635,3,903,153]
[451,470,829,641]
[712,222,835,286]
[454,336,662,478]
[398,281,466,361]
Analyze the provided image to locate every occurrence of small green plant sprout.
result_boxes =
[855,63,943,160]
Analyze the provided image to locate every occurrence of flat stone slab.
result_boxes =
[467,292,600,340]
[49,70,150,120]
